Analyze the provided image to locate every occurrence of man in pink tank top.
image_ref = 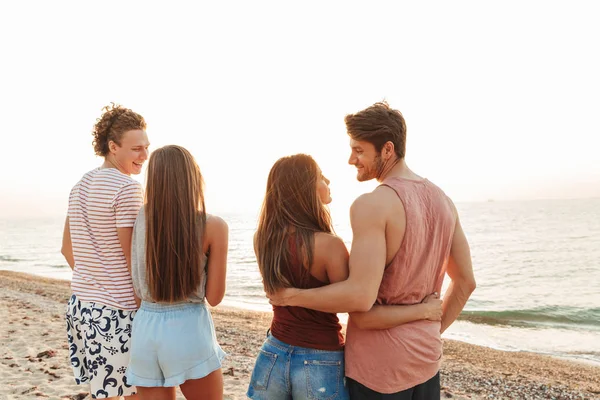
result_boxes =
[270,102,476,399]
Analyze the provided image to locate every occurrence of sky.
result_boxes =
[1,1,599,219]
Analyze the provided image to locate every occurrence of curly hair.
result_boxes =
[92,103,147,157]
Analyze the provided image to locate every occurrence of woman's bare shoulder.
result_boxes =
[204,214,229,239]
[314,232,348,256]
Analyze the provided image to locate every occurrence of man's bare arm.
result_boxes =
[350,294,443,330]
[440,209,476,333]
[117,227,134,273]
[61,217,75,269]
[117,226,141,307]
[270,193,388,313]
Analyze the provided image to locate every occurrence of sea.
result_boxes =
[1,198,599,365]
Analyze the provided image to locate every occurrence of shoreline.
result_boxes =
[9,268,600,368]
[1,271,599,399]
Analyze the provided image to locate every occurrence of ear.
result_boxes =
[384,141,395,159]
[108,140,118,154]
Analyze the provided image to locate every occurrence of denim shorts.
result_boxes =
[126,301,225,387]
[247,334,349,400]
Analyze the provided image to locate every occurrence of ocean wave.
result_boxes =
[0,255,23,262]
[459,306,600,329]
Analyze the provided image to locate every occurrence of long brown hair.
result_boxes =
[145,145,206,302]
[256,154,333,294]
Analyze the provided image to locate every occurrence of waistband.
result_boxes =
[266,333,344,354]
[140,301,206,313]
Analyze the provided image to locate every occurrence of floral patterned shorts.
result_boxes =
[66,294,137,398]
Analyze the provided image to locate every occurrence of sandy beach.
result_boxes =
[0,271,598,400]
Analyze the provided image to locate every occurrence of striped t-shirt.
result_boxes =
[68,168,144,310]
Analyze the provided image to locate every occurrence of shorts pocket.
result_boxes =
[250,350,278,390]
[304,359,342,400]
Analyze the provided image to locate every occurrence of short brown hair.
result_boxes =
[92,103,146,157]
[345,101,407,159]
[145,145,206,303]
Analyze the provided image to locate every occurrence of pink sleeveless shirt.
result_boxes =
[345,177,456,393]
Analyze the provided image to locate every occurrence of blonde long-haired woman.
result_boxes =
[126,145,228,400]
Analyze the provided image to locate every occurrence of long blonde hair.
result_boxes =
[255,154,333,294]
[145,145,206,302]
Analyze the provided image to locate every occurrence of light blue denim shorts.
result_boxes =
[247,334,349,400]
[126,301,225,387]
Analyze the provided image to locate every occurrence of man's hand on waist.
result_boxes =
[267,287,302,307]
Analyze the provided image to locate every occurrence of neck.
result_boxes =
[102,156,128,175]
[377,157,413,183]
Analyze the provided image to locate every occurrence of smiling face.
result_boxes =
[316,170,332,205]
[108,129,150,175]
[348,138,384,182]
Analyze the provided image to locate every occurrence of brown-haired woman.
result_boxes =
[247,154,442,400]
[126,145,228,400]
[62,103,150,399]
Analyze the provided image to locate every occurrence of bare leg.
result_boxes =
[179,369,224,400]
[93,390,140,399]
[105,396,137,400]
[134,387,177,400]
